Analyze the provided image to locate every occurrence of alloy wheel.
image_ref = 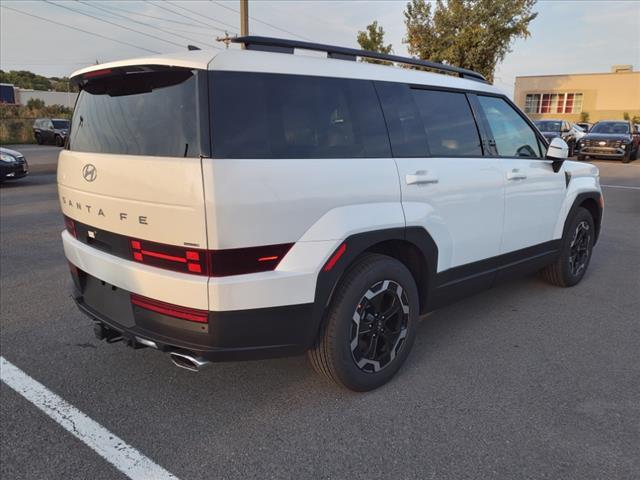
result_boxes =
[350,280,410,373]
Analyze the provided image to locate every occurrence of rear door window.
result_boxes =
[375,82,429,157]
[411,89,483,157]
[477,96,542,158]
[210,72,390,158]
[69,68,201,157]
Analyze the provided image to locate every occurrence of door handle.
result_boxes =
[406,170,439,185]
[506,168,527,181]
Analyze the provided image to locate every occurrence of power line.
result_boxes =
[210,0,312,41]
[76,0,220,49]
[43,0,187,49]
[165,0,239,34]
[0,4,160,54]
[145,0,235,35]
[99,2,215,31]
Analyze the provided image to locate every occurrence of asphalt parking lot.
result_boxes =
[1,147,639,479]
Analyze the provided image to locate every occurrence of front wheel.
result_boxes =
[55,135,64,147]
[35,133,43,145]
[308,254,419,391]
[540,207,595,287]
[622,150,632,163]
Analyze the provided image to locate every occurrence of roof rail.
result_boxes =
[232,36,487,83]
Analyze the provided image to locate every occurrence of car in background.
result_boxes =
[571,123,587,141]
[576,121,639,163]
[33,118,70,146]
[534,119,579,156]
[576,122,592,132]
[0,147,29,182]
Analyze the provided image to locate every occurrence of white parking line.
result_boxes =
[0,357,178,480]
[601,184,640,190]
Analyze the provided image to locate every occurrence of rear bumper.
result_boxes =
[71,269,316,361]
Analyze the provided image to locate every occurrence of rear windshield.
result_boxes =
[210,72,391,159]
[535,121,561,132]
[52,120,69,129]
[69,68,200,157]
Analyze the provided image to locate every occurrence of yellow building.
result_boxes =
[514,65,640,123]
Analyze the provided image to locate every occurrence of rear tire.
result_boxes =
[55,135,64,147]
[308,254,419,391]
[540,207,595,287]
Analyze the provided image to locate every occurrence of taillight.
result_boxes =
[64,215,77,238]
[209,243,293,277]
[131,294,208,323]
[130,239,208,276]
[129,238,293,277]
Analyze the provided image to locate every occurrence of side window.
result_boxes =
[411,89,483,157]
[477,96,542,158]
[375,82,429,157]
[211,72,391,158]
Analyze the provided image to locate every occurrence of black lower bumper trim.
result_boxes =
[72,270,316,362]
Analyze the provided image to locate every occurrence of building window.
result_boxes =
[524,93,583,114]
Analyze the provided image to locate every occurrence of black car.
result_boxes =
[534,119,578,156]
[0,147,29,182]
[575,121,640,163]
[33,118,70,146]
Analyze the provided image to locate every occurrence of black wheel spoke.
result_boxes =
[350,280,410,372]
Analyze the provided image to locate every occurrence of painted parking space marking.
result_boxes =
[0,357,178,480]
[601,184,640,190]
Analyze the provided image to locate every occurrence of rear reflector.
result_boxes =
[131,294,208,323]
[64,215,77,238]
[324,243,347,272]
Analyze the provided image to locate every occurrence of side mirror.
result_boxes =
[547,137,568,172]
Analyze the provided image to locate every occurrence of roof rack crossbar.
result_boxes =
[232,36,487,83]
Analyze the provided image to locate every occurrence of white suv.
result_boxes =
[58,37,603,391]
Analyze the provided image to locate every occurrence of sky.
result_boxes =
[1,0,639,96]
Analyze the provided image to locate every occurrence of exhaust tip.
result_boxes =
[169,352,210,372]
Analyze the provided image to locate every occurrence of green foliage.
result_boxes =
[0,70,78,92]
[27,98,45,110]
[623,112,630,121]
[632,115,640,125]
[580,112,590,123]
[0,70,51,90]
[403,0,538,83]
[357,21,393,64]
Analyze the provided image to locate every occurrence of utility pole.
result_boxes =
[240,0,249,36]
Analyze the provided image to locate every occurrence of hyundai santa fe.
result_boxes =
[58,36,603,391]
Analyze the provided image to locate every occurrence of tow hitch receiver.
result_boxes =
[93,322,122,343]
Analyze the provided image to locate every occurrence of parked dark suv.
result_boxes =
[576,121,639,163]
[33,118,70,146]
[534,120,579,156]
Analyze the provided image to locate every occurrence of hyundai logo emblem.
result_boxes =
[82,164,97,182]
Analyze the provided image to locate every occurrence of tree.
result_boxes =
[580,111,590,123]
[357,21,393,64]
[623,112,630,121]
[403,0,538,83]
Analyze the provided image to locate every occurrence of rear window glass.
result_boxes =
[375,82,429,157]
[210,72,391,159]
[69,69,200,157]
[411,89,483,157]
